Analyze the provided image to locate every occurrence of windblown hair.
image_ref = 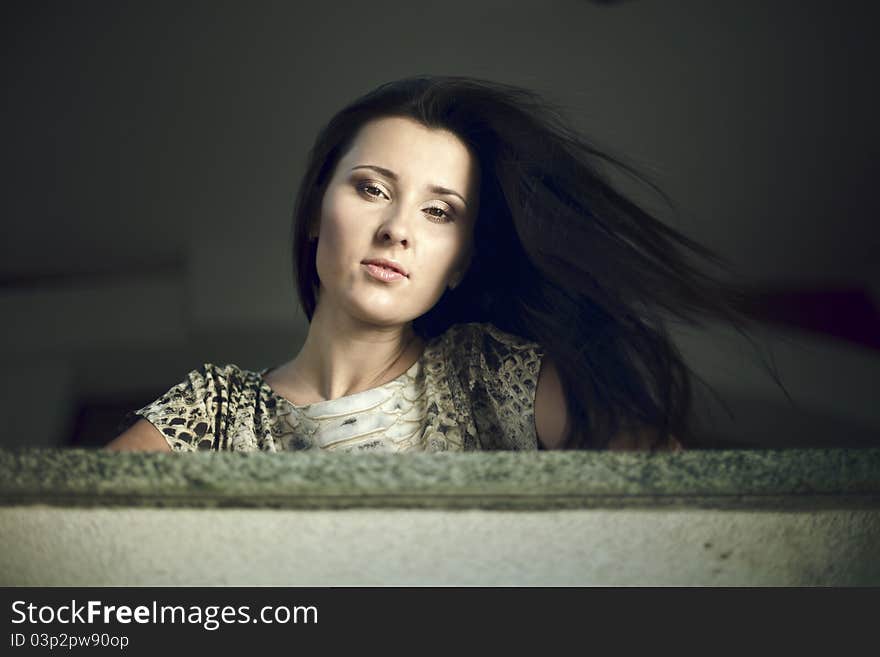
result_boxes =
[290,75,780,450]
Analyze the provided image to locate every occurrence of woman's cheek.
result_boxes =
[317,203,358,261]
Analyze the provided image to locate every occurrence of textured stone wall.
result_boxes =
[1,449,878,585]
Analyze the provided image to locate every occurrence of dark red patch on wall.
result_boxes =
[742,286,880,352]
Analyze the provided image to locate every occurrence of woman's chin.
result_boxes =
[347,300,415,327]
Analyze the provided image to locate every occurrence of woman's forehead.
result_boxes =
[340,116,479,194]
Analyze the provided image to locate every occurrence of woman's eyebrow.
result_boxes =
[350,164,468,208]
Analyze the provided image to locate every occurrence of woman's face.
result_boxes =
[312,115,479,328]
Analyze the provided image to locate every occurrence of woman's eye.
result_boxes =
[424,206,453,223]
[357,182,388,199]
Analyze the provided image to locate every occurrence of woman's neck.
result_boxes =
[270,303,425,406]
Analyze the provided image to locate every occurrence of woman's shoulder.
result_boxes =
[433,321,545,391]
[127,362,267,452]
[134,362,264,423]
[171,362,264,390]
[432,323,545,379]
[435,321,543,355]
[432,322,545,451]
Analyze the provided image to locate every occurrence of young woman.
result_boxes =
[107,75,774,453]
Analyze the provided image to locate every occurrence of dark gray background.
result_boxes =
[2,0,878,448]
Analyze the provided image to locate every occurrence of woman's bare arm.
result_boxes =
[535,355,682,451]
[104,419,172,452]
[534,356,570,450]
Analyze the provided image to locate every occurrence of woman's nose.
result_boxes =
[376,205,411,247]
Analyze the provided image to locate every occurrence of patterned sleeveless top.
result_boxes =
[131,322,546,452]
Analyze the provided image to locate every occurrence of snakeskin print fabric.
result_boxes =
[132,322,545,452]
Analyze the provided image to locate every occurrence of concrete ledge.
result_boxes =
[2,506,878,586]
[1,448,878,585]
[1,448,879,511]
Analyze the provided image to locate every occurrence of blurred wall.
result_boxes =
[1,0,878,447]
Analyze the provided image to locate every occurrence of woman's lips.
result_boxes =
[363,263,407,282]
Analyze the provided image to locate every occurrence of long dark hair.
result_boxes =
[290,75,784,450]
